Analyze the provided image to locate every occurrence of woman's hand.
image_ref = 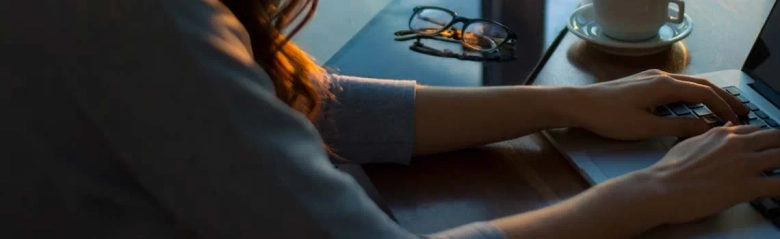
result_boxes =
[491,123,780,238]
[642,123,780,224]
[412,69,750,156]
[571,69,751,140]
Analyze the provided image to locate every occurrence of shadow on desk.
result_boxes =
[365,134,589,234]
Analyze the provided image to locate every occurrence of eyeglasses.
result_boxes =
[394,6,518,62]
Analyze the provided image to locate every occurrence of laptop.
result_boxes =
[545,1,780,238]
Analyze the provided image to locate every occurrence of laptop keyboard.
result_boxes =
[655,86,780,128]
[752,167,780,228]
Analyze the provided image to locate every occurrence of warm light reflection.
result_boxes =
[677,41,689,68]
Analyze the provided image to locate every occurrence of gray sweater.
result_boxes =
[0,0,504,238]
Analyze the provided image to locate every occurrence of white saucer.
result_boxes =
[567,4,693,56]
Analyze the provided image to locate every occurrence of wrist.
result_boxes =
[490,169,669,238]
[599,170,671,230]
[634,166,683,226]
[559,170,670,237]
[549,86,590,128]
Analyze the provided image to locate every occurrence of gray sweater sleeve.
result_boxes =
[317,75,416,164]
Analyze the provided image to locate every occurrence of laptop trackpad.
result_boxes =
[587,140,668,180]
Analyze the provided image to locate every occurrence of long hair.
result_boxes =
[220,0,327,121]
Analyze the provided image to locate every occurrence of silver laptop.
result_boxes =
[545,1,780,238]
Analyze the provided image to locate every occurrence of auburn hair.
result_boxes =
[221,0,328,121]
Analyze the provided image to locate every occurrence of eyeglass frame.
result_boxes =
[394,29,517,62]
[406,6,518,52]
[408,40,517,62]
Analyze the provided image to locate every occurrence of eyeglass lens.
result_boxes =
[410,8,453,34]
[463,21,509,51]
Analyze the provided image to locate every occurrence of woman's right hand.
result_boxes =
[490,124,780,238]
[644,123,780,224]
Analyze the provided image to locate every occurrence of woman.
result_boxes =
[4,0,780,238]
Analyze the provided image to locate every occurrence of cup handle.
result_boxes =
[668,0,686,24]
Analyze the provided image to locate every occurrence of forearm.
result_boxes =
[413,85,584,155]
[491,171,666,238]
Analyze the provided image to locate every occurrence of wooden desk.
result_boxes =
[365,0,775,234]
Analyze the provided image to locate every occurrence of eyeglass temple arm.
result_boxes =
[410,42,472,60]
[411,42,516,62]
[410,41,453,55]
[395,34,421,41]
[394,30,461,43]
[394,29,417,36]
[394,28,450,36]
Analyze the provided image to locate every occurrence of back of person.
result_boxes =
[2,1,208,237]
[1,1,335,237]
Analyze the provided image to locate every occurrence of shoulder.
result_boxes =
[162,0,274,89]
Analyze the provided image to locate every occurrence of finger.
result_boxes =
[742,129,780,152]
[750,148,780,172]
[638,69,667,77]
[754,178,780,198]
[659,79,741,125]
[666,73,751,116]
[729,124,763,134]
[712,124,762,135]
[642,115,710,137]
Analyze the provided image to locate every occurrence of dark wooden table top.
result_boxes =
[365,0,776,234]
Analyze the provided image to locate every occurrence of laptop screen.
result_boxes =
[744,1,780,92]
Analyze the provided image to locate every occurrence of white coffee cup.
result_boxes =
[592,0,686,41]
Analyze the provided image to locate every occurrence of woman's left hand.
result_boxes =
[569,69,751,140]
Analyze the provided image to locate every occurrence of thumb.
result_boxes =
[645,116,711,138]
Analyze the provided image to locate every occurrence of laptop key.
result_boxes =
[693,107,712,117]
[745,103,759,111]
[669,103,691,115]
[723,86,741,95]
[681,114,698,119]
[747,111,759,120]
[654,106,672,116]
[736,95,750,103]
[686,103,704,109]
[756,110,769,119]
[702,115,724,127]
[748,119,768,128]
[740,112,758,121]
[766,118,779,128]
